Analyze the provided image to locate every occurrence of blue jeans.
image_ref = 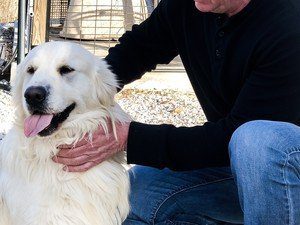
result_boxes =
[123,120,300,225]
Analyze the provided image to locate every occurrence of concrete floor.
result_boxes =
[124,71,193,92]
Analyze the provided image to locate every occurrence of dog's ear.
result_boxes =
[11,60,27,123]
[92,59,119,107]
[12,62,25,103]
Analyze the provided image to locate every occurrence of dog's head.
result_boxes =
[13,41,118,138]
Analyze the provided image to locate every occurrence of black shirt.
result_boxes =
[105,0,300,171]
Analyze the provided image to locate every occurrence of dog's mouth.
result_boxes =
[24,103,76,137]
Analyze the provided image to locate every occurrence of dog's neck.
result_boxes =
[1,103,129,183]
[14,103,130,159]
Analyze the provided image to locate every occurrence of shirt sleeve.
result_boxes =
[105,0,178,88]
[127,34,300,171]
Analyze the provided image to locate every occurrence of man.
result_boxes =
[54,0,300,224]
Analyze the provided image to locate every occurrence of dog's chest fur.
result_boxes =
[0,112,130,225]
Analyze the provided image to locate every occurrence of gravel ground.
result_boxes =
[0,88,206,141]
[116,89,206,126]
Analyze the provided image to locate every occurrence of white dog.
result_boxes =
[0,41,130,225]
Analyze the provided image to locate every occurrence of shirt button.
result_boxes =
[215,49,221,58]
[216,15,225,26]
[216,16,222,25]
[218,30,225,37]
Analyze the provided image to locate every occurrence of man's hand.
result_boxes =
[53,120,130,172]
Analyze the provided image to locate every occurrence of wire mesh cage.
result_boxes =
[50,0,70,27]
[15,0,182,75]
[49,0,155,57]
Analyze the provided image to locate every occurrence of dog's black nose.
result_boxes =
[24,86,47,104]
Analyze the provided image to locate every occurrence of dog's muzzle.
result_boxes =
[24,86,48,112]
[23,85,76,137]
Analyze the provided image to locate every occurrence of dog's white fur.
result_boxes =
[0,41,130,225]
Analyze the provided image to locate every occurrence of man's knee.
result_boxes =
[229,120,300,176]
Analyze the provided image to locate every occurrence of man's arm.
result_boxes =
[127,34,300,171]
[105,0,179,88]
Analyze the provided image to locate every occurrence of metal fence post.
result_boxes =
[17,0,27,64]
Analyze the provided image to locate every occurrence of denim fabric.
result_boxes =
[122,166,243,225]
[123,120,300,225]
[229,120,300,225]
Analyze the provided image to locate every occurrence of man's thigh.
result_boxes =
[123,166,243,225]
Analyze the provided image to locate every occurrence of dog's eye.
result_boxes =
[27,66,36,74]
[58,65,75,75]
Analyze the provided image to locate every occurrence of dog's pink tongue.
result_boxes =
[24,114,53,137]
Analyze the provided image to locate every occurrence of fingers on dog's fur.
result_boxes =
[57,125,110,151]
[54,154,93,166]
[57,143,99,158]
[57,145,86,157]
[66,161,97,172]
[57,134,115,158]
[63,150,113,172]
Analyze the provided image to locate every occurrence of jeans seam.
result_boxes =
[283,149,300,225]
[283,155,291,225]
[150,176,234,224]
